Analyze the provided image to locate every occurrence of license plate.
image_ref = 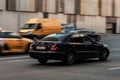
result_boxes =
[36,46,46,50]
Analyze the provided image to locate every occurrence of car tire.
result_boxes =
[99,49,109,61]
[25,43,31,53]
[63,53,75,65]
[37,58,48,64]
[0,48,2,55]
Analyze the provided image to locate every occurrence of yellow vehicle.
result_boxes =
[19,18,62,40]
[0,30,33,54]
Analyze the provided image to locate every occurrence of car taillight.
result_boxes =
[30,44,33,50]
[50,44,59,51]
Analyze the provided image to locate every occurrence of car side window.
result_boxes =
[0,32,21,38]
[88,31,94,34]
[7,32,21,38]
[82,37,93,44]
[36,23,42,30]
[68,34,83,43]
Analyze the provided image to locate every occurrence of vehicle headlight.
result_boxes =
[103,44,110,49]
[104,44,108,47]
[0,38,5,46]
[26,31,32,35]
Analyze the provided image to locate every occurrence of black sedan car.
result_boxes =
[70,29,101,42]
[29,33,110,65]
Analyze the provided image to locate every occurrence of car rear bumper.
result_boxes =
[29,50,67,60]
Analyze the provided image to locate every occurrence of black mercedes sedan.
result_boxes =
[29,33,110,65]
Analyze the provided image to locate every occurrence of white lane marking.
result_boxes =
[0,56,29,60]
[6,59,30,63]
[110,48,120,51]
[108,67,120,70]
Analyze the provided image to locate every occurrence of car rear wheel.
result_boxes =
[63,53,75,65]
[37,58,48,64]
[99,49,109,61]
[0,48,2,55]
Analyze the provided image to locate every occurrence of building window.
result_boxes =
[43,12,49,18]
[16,0,36,12]
[6,0,38,12]
[64,0,75,14]
[75,0,80,14]
[6,0,16,11]
[57,0,64,13]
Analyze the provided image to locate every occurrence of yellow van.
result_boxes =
[19,18,62,40]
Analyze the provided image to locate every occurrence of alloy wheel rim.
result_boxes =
[67,53,74,64]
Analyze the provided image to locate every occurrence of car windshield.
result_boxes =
[41,33,69,42]
[22,24,36,29]
[70,29,94,34]
[0,32,20,38]
[70,30,84,33]
[62,26,75,33]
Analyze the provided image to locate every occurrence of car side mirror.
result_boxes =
[92,40,98,45]
[35,24,42,30]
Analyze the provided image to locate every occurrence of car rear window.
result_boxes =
[41,34,69,41]
[0,32,19,38]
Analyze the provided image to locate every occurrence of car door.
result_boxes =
[5,33,26,52]
[12,38,26,50]
[81,36,101,58]
[67,34,86,58]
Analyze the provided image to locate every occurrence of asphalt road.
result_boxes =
[0,34,120,80]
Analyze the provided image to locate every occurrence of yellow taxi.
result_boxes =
[0,30,33,54]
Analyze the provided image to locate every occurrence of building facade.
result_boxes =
[0,0,120,33]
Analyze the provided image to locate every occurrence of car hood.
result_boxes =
[19,29,34,33]
[97,42,109,48]
[22,38,33,43]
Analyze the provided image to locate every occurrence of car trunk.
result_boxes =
[33,41,61,51]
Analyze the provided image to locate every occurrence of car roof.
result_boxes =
[53,33,85,37]
[41,33,86,42]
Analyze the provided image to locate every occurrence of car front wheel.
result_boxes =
[99,49,109,61]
